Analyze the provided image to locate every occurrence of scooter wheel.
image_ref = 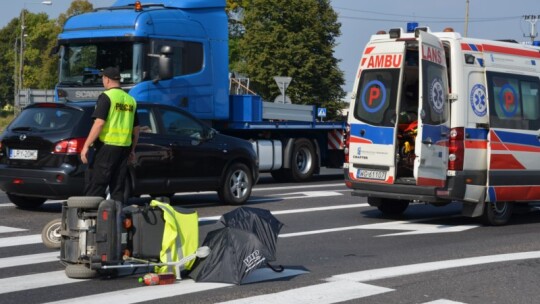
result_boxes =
[41,218,62,249]
[65,264,98,279]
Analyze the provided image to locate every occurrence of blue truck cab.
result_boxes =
[56,0,345,182]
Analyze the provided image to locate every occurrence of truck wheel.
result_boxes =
[67,196,104,209]
[377,199,409,215]
[218,163,253,205]
[41,218,62,249]
[65,264,98,279]
[481,201,513,226]
[290,138,316,182]
[7,193,46,209]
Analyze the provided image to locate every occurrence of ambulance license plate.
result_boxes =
[357,169,386,180]
[9,149,38,160]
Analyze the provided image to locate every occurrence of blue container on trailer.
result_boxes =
[230,95,262,122]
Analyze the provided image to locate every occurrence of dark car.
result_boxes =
[0,101,258,209]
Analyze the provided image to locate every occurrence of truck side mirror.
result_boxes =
[158,46,173,81]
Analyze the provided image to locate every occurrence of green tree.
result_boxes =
[236,0,346,119]
[0,19,20,107]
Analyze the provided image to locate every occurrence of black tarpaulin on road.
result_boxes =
[190,207,285,284]
[188,227,274,284]
[220,206,284,260]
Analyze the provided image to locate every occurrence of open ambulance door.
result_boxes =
[414,31,450,187]
[348,41,406,184]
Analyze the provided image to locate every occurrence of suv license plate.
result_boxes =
[357,169,386,180]
[9,149,38,160]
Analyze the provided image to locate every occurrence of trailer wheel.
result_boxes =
[67,196,104,209]
[41,218,62,249]
[290,138,316,182]
[376,199,409,215]
[218,162,253,205]
[481,201,513,226]
[65,264,98,279]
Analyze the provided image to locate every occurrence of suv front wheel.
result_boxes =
[218,162,253,205]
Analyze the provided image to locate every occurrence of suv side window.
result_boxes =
[159,108,204,137]
[136,108,158,134]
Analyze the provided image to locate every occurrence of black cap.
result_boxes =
[99,67,121,80]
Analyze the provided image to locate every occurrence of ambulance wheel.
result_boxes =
[65,264,98,279]
[66,196,104,209]
[481,201,513,226]
[218,162,253,205]
[290,138,316,182]
[41,218,62,249]
[377,199,409,215]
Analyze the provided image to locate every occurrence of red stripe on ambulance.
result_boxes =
[492,186,540,201]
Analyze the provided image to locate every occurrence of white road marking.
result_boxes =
[0,226,26,233]
[280,217,479,238]
[358,221,479,237]
[0,252,59,269]
[43,280,232,304]
[0,234,41,248]
[0,270,87,294]
[331,250,540,282]
[422,300,467,304]
[217,281,392,304]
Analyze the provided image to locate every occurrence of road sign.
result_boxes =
[318,108,327,117]
[274,95,291,104]
[274,76,292,95]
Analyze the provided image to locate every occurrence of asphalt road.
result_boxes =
[2,170,540,303]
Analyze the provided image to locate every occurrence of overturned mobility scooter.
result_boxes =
[42,196,205,279]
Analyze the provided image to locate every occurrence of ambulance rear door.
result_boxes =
[348,41,406,184]
[414,31,450,187]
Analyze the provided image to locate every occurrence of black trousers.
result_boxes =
[84,144,130,203]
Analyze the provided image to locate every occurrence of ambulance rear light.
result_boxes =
[344,124,350,163]
[448,127,464,171]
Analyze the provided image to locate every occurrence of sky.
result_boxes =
[2,0,539,97]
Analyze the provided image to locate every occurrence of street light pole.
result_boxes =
[17,1,52,100]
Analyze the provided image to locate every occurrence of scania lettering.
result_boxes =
[54,0,345,182]
[344,25,540,225]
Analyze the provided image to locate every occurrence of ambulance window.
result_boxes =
[421,61,448,124]
[487,72,540,130]
[353,69,399,126]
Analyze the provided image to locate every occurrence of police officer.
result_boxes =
[81,67,140,203]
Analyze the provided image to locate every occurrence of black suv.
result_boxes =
[0,101,258,209]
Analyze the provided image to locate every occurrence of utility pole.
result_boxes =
[464,0,470,37]
[523,15,540,43]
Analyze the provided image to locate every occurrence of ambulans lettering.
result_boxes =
[470,84,487,117]
[422,45,444,66]
[499,84,518,117]
[366,54,403,68]
[361,80,387,113]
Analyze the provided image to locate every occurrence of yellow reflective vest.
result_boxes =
[150,200,199,273]
[100,89,136,147]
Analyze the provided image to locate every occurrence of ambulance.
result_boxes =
[344,24,540,225]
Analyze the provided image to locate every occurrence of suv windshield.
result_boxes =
[9,106,85,132]
[59,42,144,86]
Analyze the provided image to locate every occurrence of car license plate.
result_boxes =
[9,149,38,160]
[357,169,386,180]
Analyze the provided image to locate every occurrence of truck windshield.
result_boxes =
[59,42,144,86]
[354,69,400,127]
